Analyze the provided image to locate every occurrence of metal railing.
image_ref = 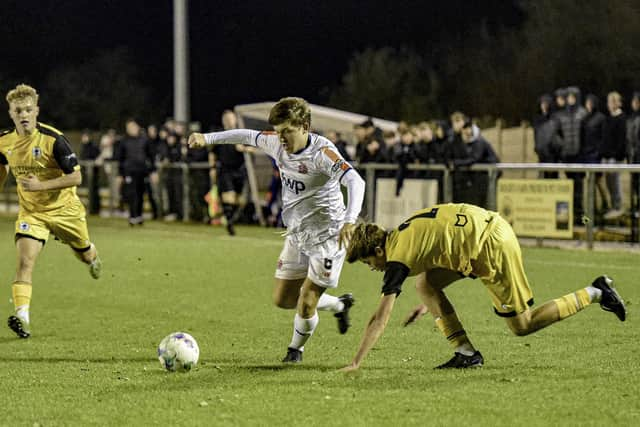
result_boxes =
[2,160,639,249]
[357,162,640,249]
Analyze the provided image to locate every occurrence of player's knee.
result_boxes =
[507,322,533,337]
[298,297,318,318]
[272,292,296,309]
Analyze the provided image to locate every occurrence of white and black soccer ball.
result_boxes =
[157,332,200,372]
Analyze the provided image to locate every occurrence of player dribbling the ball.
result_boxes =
[189,97,365,363]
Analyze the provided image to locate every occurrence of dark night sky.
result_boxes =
[2,0,523,129]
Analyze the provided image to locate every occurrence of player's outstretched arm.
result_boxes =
[340,294,396,372]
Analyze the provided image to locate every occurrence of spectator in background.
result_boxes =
[383,129,399,153]
[355,125,386,164]
[326,130,351,161]
[117,118,156,226]
[79,130,101,214]
[210,109,249,235]
[430,120,451,165]
[362,118,386,153]
[448,111,466,142]
[533,94,559,178]
[582,94,610,215]
[143,124,161,220]
[159,132,184,221]
[186,135,211,223]
[392,128,418,195]
[552,86,587,222]
[413,122,434,166]
[449,118,499,208]
[602,91,627,220]
[627,92,640,217]
[554,87,567,112]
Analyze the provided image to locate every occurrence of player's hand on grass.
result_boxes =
[339,223,355,249]
[339,363,359,373]
[17,174,43,191]
[403,304,428,327]
[188,132,206,148]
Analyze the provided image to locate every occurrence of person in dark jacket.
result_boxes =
[449,119,499,208]
[117,119,155,225]
[552,87,588,222]
[392,128,418,195]
[582,94,610,215]
[533,94,559,178]
[79,130,101,214]
[159,132,185,221]
[626,92,640,222]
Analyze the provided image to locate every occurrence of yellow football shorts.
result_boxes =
[471,215,534,317]
[15,199,92,251]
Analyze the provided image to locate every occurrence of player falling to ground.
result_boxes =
[0,84,102,339]
[340,203,626,371]
[189,97,365,362]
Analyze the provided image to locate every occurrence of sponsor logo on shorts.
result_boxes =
[501,303,512,310]
[19,221,29,231]
[322,272,331,278]
[277,259,283,270]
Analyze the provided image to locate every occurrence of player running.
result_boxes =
[341,203,626,371]
[0,84,102,339]
[188,97,365,362]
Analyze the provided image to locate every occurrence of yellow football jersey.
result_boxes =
[385,203,499,278]
[0,123,81,213]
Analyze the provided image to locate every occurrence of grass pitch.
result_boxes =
[0,216,638,426]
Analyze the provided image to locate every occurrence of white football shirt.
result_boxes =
[204,129,360,249]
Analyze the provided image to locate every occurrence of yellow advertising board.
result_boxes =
[497,179,573,238]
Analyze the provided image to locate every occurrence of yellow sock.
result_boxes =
[554,288,591,319]
[12,282,32,311]
[435,312,469,349]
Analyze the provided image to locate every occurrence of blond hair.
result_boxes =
[268,97,311,129]
[6,84,39,105]
[346,223,387,263]
[608,91,623,104]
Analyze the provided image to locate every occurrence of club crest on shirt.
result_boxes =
[19,222,29,231]
[32,146,42,159]
[298,163,308,174]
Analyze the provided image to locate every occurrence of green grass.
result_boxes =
[0,215,638,426]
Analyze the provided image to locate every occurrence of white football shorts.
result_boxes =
[274,235,346,288]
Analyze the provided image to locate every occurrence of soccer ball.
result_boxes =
[157,332,200,372]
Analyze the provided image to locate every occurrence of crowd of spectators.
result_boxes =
[79,117,214,225]
[345,113,499,207]
[75,90,640,228]
[533,88,640,221]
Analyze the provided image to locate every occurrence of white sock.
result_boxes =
[317,293,345,313]
[16,306,30,324]
[455,342,476,356]
[585,286,602,303]
[288,312,319,350]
